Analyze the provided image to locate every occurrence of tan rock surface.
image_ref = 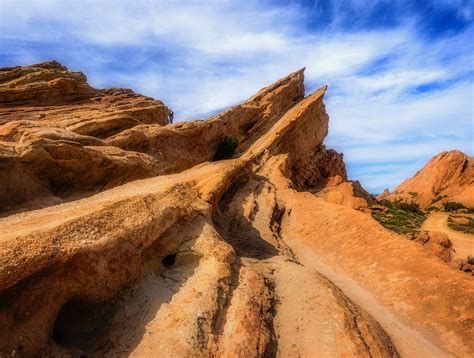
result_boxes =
[315,175,375,211]
[0,62,472,357]
[106,68,306,175]
[0,61,170,214]
[277,189,473,357]
[411,231,454,263]
[379,150,474,208]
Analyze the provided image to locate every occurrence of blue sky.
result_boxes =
[1,0,473,193]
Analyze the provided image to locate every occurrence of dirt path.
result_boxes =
[422,212,473,260]
[291,242,447,357]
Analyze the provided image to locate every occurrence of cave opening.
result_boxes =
[53,297,116,349]
[162,253,177,268]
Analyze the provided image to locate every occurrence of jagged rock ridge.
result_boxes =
[0,62,473,357]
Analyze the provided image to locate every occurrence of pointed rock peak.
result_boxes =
[431,150,470,162]
[308,85,328,99]
[249,68,306,103]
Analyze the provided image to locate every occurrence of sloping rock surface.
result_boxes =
[379,150,474,207]
[315,175,375,211]
[0,62,472,357]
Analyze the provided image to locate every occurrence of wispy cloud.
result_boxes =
[0,0,472,192]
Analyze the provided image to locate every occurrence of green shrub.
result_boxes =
[448,216,474,235]
[396,201,423,215]
[379,199,393,208]
[443,202,466,212]
[213,136,238,161]
[372,200,427,235]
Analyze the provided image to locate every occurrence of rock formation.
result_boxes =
[315,175,376,212]
[378,150,474,208]
[410,231,454,263]
[0,61,170,214]
[0,62,473,357]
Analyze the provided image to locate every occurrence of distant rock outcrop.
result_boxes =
[378,150,474,208]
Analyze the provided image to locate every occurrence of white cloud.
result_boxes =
[0,0,472,193]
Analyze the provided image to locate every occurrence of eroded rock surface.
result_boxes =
[315,175,375,211]
[410,231,454,263]
[0,62,472,357]
[0,61,171,214]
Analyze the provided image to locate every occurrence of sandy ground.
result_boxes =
[422,212,473,260]
[292,242,447,357]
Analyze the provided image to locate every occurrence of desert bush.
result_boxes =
[395,201,423,215]
[372,200,427,235]
[443,202,466,212]
[448,217,474,235]
[379,199,393,208]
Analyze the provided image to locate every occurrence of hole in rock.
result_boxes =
[162,253,177,268]
[213,136,238,161]
[53,297,116,349]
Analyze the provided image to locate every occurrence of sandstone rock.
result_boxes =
[462,262,473,271]
[0,66,402,357]
[378,188,391,200]
[371,204,389,213]
[0,60,94,103]
[277,188,474,357]
[0,61,171,214]
[0,62,472,357]
[106,68,307,175]
[316,175,376,211]
[411,231,453,262]
[379,150,474,208]
[0,64,305,214]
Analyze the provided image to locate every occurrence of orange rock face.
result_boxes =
[411,231,453,263]
[0,61,170,214]
[0,62,472,357]
[316,175,375,211]
[379,150,474,207]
